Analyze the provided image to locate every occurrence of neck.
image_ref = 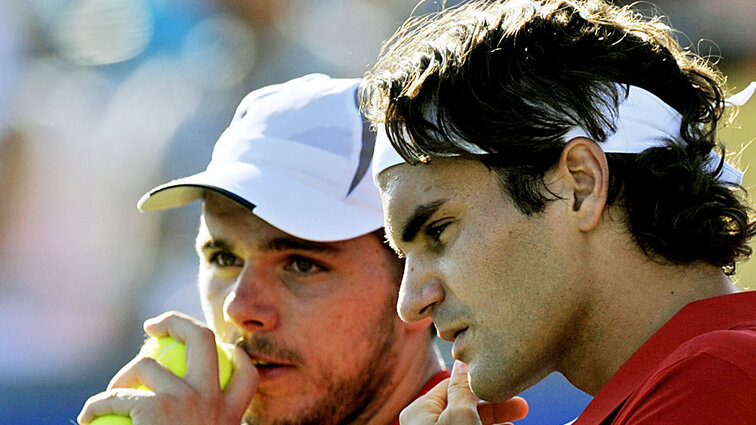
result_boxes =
[558,224,738,395]
[363,332,445,425]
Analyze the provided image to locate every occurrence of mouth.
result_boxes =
[438,326,468,342]
[247,355,297,384]
[250,358,290,369]
[248,355,292,370]
[232,336,302,383]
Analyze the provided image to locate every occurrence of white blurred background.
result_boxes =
[0,1,753,424]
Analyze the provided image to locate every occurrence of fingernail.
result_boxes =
[454,360,468,373]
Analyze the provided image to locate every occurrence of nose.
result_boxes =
[397,256,445,323]
[223,261,279,332]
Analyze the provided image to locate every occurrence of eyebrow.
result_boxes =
[199,239,232,253]
[400,199,448,243]
[262,237,341,253]
[198,236,340,254]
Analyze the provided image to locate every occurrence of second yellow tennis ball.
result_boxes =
[89,336,232,425]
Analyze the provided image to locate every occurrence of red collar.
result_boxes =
[574,291,756,424]
[390,369,451,425]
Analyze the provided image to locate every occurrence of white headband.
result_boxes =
[372,82,756,185]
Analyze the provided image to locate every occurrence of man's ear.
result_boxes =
[559,137,609,231]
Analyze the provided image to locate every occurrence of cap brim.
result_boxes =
[137,162,383,242]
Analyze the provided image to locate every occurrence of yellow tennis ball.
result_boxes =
[89,336,233,425]
[89,415,132,425]
[136,336,233,389]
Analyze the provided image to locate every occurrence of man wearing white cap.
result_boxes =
[360,0,756,424]
[77,74,517,425]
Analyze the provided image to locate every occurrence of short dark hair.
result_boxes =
[360,0,755,274]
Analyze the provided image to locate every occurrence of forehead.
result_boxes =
[378,158,500,231]
[198,192,393,263]
[201,192,287,240]
[379,158,494,207]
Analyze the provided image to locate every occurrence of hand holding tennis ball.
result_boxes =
[89,336,232,425]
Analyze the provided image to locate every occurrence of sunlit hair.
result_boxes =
[360,0,756,274]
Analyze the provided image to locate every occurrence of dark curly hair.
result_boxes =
[360,0,756,274]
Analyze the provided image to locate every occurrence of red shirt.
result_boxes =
[574,291,756,425]
[390,369,451,425]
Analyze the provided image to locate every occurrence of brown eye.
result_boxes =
[211,252,243,267]
[285,256,324,274]
[426,221,450,242]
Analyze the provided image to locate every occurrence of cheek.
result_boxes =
[442,219,541,323]
[294,296,369,340]
[305,300,399,381]
[284,304,370,379]
[295,281,397,354]
[198,271,233,333]
[440,228,500,295]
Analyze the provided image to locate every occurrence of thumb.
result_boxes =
[432,360,483,424]
[446,360,479,408]
[223,345,258,415]
[399,377,450,425]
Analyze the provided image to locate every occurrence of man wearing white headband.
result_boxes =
[360,0,756,424]
[79,74,476,425]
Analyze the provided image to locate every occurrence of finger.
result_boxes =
[477,396,529,425]
[143,312,220,392]
[78,388,150,424]
[109,356,188,394]
[107,354,145,389]
[223,344,259,411]
[446,361,479,409]
[399,378,450,425]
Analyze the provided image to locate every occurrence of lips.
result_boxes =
[247,353,293,369]
[251,359,273,367]
[233,335,304,386]
[247,354,296,383]
[435,326,469,362]
[438,326,468,342]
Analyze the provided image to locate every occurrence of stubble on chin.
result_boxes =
[243,297,401,425]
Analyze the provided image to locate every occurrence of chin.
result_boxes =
[468,364,522,403]
[470,380,509,403]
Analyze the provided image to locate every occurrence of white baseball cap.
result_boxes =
[138,73,383,242]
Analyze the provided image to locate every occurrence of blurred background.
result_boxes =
[0,1,752,424]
